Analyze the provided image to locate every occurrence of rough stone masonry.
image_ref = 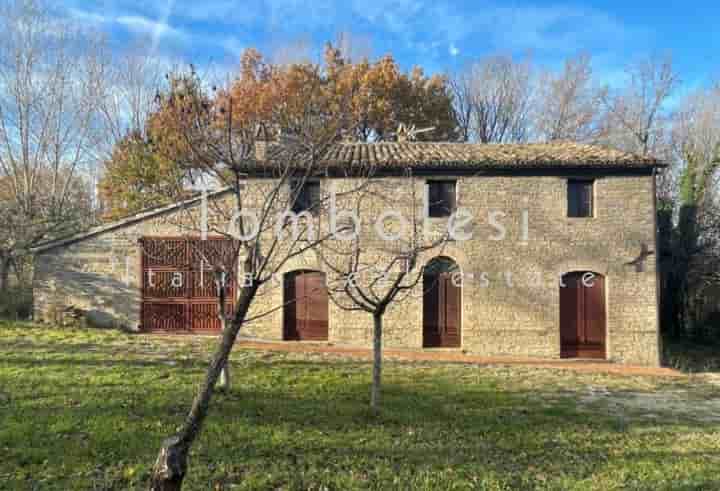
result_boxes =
[32,142,664,366]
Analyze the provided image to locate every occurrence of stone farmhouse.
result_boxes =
[33,141,665,366]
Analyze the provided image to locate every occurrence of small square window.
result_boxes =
[291,180,321,214]
[427,180,457,218]
[567,179,594,218]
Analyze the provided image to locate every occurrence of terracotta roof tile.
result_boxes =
[318,142,664,169]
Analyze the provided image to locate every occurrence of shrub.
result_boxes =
[0,287,33,320]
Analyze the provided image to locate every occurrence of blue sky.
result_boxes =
[62,0,720,89]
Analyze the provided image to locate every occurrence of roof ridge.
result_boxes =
[325,141,663,166]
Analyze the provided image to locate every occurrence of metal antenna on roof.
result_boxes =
[395,123,435,142]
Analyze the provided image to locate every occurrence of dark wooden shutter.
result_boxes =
[291,180,304,214]
[583,275,605,346]
[560,274,578,348]
[579,181,593,217]
[428,182,441,217]
[423,270,461,348]
[568,180,594,217]
[428,181,456,217]
[305,272,329,339]
[423,275,440,348]
[560,272,606,358]
[291,181,320,214]
[423,274,439,347]
[283,276,298,339]
[568,183,579,217]
[443,274,461,347]
[283,271,328,341]
[308,182,321,211]
[444,182,456,215]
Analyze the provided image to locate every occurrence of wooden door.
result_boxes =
[283,271,329,341]
[140,237,237,332]
[560,272,606,358]
[423,272,461,348]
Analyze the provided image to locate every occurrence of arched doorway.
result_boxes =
[560,271,606,359]
[283,270,329,341]
[423,257,461,348]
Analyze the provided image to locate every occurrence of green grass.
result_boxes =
[1,321,719,490]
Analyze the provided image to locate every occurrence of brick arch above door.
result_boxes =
[554,259,611,278]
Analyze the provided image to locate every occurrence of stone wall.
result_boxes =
[34,172,660,365]
[33,199,229,329]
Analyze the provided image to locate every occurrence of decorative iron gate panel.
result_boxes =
[140,237,238,332]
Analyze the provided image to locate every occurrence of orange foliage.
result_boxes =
[223,45,457,142]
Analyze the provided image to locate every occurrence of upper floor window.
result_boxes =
[291,180,321,214]
[427,180,457,218]
[567,179,594,218]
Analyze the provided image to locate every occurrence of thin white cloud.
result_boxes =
[63,0,645,76]
[116,15,185,41]
[67,8,108,25]
[180,0,262,24]
[478,5,634,54]
[152,0,177,56]
[68,6,187,52]
[350,1,637,57]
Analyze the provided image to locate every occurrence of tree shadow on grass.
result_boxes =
[4,339,720,489]
[193,378,720,489]
[663,336,720,373]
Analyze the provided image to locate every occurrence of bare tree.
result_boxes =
[97,49,169,152]
[448,69,474,142]
[450,55,533,143]
[147,64,366,489]
[660,84,720,336]
[535,54,601,142]
[607,56,683,337]
[0,0,105,290]
[333,31,373,63]
[316,172,450,411]
[598,54,679,158]
[673,85,720,176]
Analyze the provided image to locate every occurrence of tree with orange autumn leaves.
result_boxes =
[321,44,457,141]
[99,45,458,220]
[98,70,209,220]
[221,45,457,141]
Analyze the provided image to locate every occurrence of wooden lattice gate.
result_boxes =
[140,237,237,333]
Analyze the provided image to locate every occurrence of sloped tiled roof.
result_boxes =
[320,142,664,169]
[32,188,233,253]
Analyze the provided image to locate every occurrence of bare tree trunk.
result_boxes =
[218,364,230,391]
[149,281,258,491]
[370,312,383,412]
[0,257,10,293]
[217,296,230,392]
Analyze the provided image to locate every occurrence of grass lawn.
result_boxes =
[1,321,720,490]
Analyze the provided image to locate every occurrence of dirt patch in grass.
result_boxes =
[227,338,683,377]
